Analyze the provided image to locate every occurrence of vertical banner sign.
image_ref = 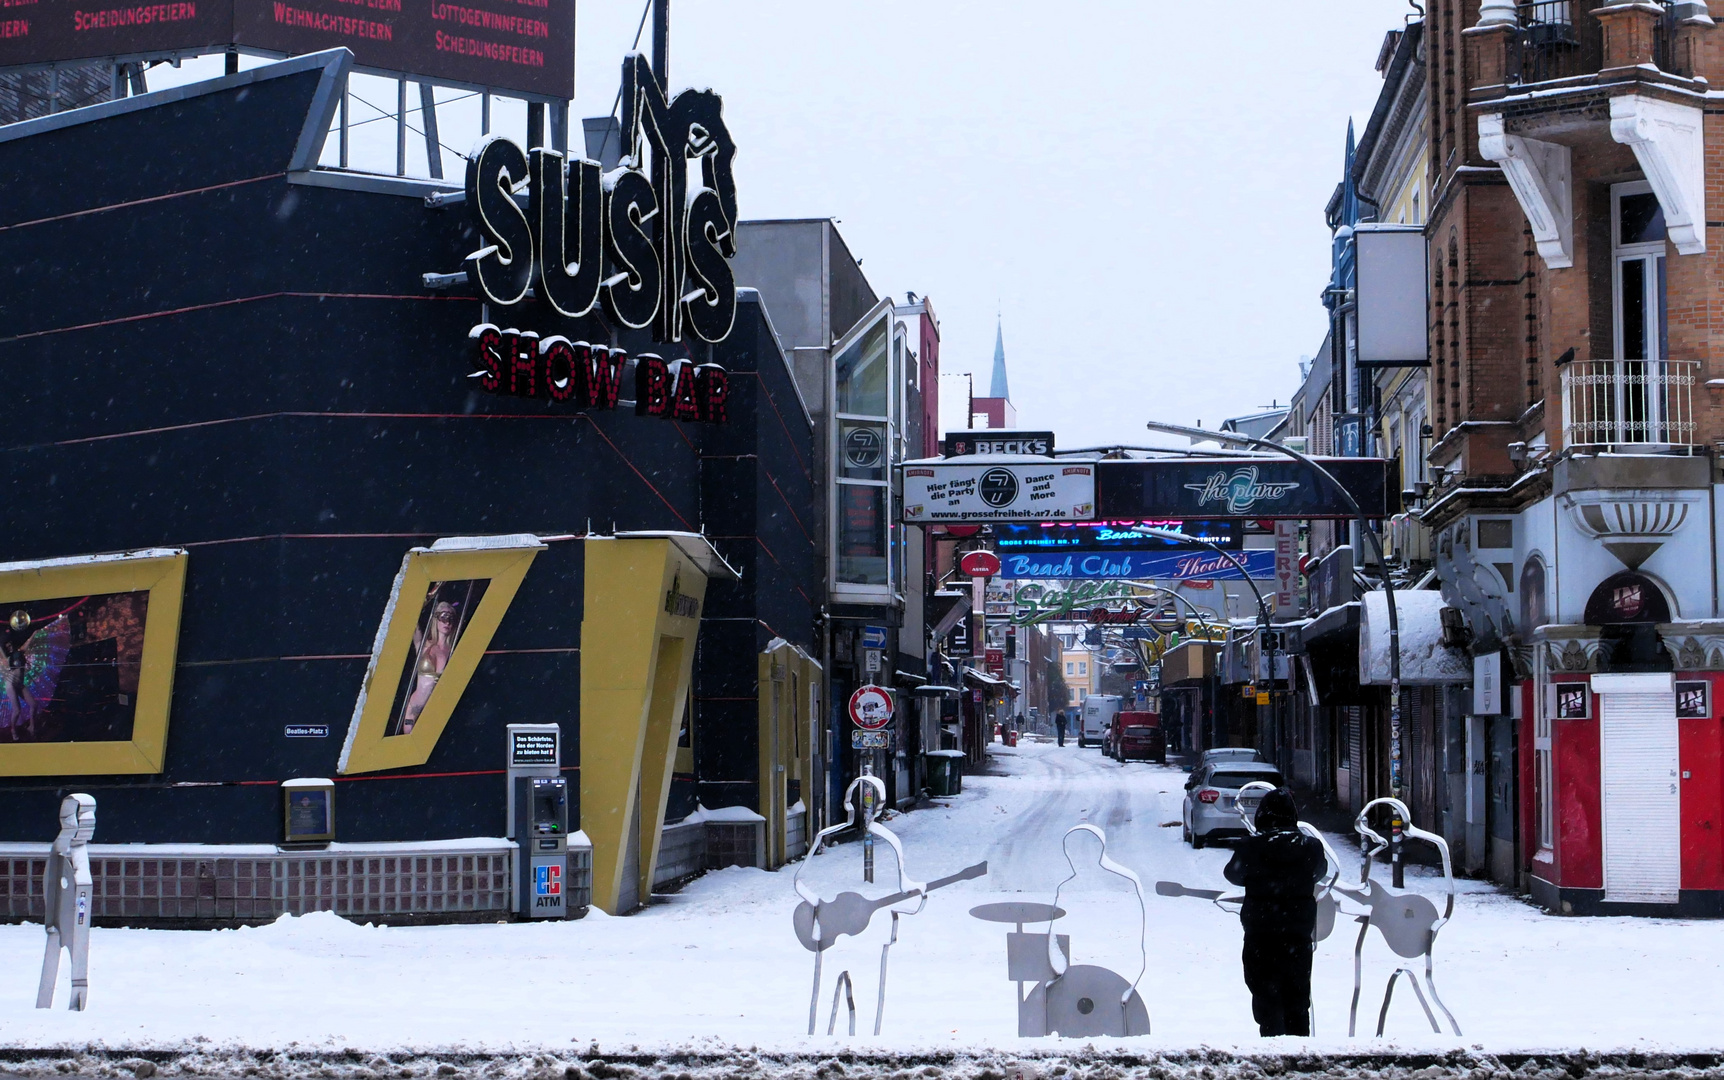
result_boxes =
[1273,521,1299,614]
[1473,652,1503,715]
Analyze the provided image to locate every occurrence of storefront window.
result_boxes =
[839,485,888,585]
[831,301,897,596]
[835,318,889,417]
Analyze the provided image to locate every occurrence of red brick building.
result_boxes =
[1423,0,1724,914]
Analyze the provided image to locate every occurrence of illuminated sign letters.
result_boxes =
[464,55,737,345]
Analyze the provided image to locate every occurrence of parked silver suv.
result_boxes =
[1182,761,1284,848]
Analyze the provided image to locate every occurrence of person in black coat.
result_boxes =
[1222,787,1328,1037]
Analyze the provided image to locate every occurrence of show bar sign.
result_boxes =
[998,548,1277,581]
[458,55,738,424]
[469,327,729,421]
[1095,458,1392,520]
[0,0,574,99]
[901,458,1096,523]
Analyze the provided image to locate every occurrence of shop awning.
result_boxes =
[1359,590,1471,685]
[914,684,963,695]
[1299,601,1359,647]
[964,669,1007,688]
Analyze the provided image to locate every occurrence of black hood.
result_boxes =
[1254,787,1300,833]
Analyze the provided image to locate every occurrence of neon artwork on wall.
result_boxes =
[0,549,187,777]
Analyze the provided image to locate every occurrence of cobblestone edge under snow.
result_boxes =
[5,1048,1724,1080]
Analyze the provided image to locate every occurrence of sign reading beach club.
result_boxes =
[900,460,1096,523]
[1095,458,1392,520]
[998,548,1277,580]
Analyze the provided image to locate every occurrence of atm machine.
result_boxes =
[505,723,572,919]
[514,775,569,919]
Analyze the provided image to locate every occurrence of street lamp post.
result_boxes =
[1139,527,1279,763]
[1146,419,1405,886]
[1123,584,1222,759]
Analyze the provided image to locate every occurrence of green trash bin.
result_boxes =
[923,750,965,797]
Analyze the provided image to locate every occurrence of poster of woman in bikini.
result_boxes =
[384,579,489,737]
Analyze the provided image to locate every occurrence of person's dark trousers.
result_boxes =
[1241,932,1313,1036]
[1057,729,1065,746]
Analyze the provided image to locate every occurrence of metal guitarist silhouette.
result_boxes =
[1341,797,1460,1037]
[793,861,986,953]
[792,774,987,1035]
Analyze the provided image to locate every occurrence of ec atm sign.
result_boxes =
[534,863,563,899]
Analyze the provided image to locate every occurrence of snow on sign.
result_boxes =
[901,458,1096,523]
[848,685,895,730]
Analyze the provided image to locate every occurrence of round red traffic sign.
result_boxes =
[960,550,1002,578]
[848,685,895,730]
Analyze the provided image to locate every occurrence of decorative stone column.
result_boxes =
[1674,4,1717,79]
[1597,2,1667,71]
[1467,0,1521,91]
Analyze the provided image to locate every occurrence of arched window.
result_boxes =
[1583,570,1672,625]
[1520,556,1548,633]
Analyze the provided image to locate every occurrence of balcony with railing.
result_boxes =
[1559,358,1699,452]
[1509,0,1685,84]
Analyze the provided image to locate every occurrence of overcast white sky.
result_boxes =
[563,1,1417,448]
[163,1,1416,447]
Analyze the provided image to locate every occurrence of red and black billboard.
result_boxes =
[0,0,573,99]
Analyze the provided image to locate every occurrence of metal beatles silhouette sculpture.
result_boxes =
[36,793,95,1011]
[1155,781,1344,1033]
[1001,824,1151,1038]
[792,774,986,1035]
[1340,797,1461,1037]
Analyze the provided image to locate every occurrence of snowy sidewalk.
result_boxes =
[2,740,1722,1055]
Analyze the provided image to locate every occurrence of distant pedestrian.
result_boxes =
[1223,787,1327,1037]
[1054,711,1068,747]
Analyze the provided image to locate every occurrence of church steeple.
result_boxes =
[989,318,1010,401]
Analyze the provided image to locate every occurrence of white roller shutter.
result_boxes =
[1593,674,1680,904]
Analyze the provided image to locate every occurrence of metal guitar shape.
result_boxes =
[794,860,988,952]
[1344,796,1461,1038]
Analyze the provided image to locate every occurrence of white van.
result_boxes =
[1080,694,1122,748]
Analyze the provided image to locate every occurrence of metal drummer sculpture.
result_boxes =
[36,793,95,1011]
[792,774,985,1035]
[976,824,1151,1038]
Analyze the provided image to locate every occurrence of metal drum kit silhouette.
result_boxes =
[789,777,1463,1038]
[971,824,1152,1038]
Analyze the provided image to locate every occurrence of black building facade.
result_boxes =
[0,50,819,919]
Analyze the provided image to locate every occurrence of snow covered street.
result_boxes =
[4,741,1723,1055]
